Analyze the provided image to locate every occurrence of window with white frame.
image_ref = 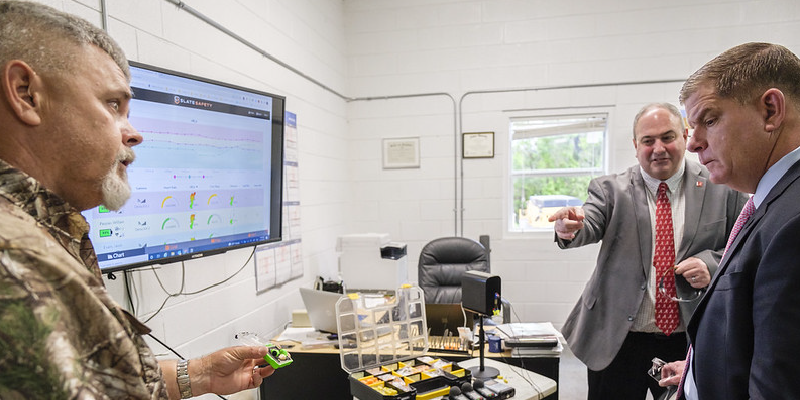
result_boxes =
[509,113,607,232]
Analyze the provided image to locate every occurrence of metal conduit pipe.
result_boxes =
[355,93,460,235]
[157,0,688,237]
[100,0,108,31]
[164,0,349,102]
[456,79,685,236]
[161,0,462,235]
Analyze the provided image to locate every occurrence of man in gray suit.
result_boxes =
[549,102,748,399]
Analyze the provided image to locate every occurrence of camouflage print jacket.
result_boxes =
[0,160,168,399]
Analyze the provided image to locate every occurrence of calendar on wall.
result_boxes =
[255,111,303,293]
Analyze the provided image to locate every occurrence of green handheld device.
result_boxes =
[235,331,293,369]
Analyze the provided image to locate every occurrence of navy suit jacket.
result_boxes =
[687,159,800,399]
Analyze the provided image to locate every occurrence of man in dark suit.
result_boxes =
[549,103,748,399]
[658,42,800,399]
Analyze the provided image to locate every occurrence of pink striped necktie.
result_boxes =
[724,197,755,255]
[676,347,691,399]
[677,197,756,398]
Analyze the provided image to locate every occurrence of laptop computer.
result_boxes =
[299,287,345,334]
[425,303,471,336]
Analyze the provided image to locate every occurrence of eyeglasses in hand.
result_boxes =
[658,266,704,303]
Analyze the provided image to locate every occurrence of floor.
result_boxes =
[558,345,654,400]
[558,345,588,400]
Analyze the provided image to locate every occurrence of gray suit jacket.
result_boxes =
[557,159,748,371]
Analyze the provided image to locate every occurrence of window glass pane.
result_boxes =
[512,176,590,230]
[511,130,604,171]
[509,113,607,232]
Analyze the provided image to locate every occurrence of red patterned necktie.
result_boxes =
[724,197,755,255]
[654,182,679,335]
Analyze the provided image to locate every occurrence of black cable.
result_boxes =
[182,248,255,296]
[147,332,185,360]
[124,270,136,315]
[495,297,546,398]
[129,269,141,313]
[147,333,228,400]
[142,262,186,324]
[141,247,256,323]
[130,249,258,398]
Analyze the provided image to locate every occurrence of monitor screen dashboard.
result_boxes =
[82,62,285,273]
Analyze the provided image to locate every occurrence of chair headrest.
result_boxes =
[418,237,487,265]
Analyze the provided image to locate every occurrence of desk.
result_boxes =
[452,358,556,400]
[259,340,560,400]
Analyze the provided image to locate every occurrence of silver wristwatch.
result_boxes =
[177,359,193,399]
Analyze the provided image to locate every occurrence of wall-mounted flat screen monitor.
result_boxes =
[82,61,285,273]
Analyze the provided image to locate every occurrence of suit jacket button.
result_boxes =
[641,285,646,290]
[627,316,634,321]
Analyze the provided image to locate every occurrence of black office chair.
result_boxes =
[419,235,511,325]
[418,236,490,304]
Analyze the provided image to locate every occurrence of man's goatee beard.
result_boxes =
[101,148,135,211]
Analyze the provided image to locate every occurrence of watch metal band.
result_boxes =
[177,359,193,399]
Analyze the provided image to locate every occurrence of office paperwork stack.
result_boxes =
[276,326,339,350]
[493,322,564,357]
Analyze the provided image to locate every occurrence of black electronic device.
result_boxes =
[461,270,501,380]
[448,385,469,400]
[83,62,285,273]
[460,382,485,400]
[483,379,515,399]
[380,242,408,260]
[460,271,501,316]
[503,335,560,348]
[425,303,469,337]
[471,379,497,398]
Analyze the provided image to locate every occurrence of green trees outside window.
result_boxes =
[510,114,607,231]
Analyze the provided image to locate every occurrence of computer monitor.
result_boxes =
[82,62,285,273]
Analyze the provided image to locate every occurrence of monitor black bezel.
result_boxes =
[95,61,285,274]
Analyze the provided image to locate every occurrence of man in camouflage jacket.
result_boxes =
[0,2,273,398]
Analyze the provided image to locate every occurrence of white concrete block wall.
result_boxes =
[19,0,800,396]
[344,0,800,330]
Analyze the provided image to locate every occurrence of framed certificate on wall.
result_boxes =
[382,137,420,169]
[463,132,494,158]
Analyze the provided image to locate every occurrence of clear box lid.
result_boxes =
[336,285,429,374]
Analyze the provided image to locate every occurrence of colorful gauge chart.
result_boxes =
[161,218,180,230]
[207,214,223,226]
[161,196,179,208]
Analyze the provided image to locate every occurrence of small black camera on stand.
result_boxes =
[461,270,502,381]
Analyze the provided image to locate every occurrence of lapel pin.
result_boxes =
[696,181,703,187]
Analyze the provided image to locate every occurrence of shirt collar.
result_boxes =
[754,145,800,208]
[640,158,686,195]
